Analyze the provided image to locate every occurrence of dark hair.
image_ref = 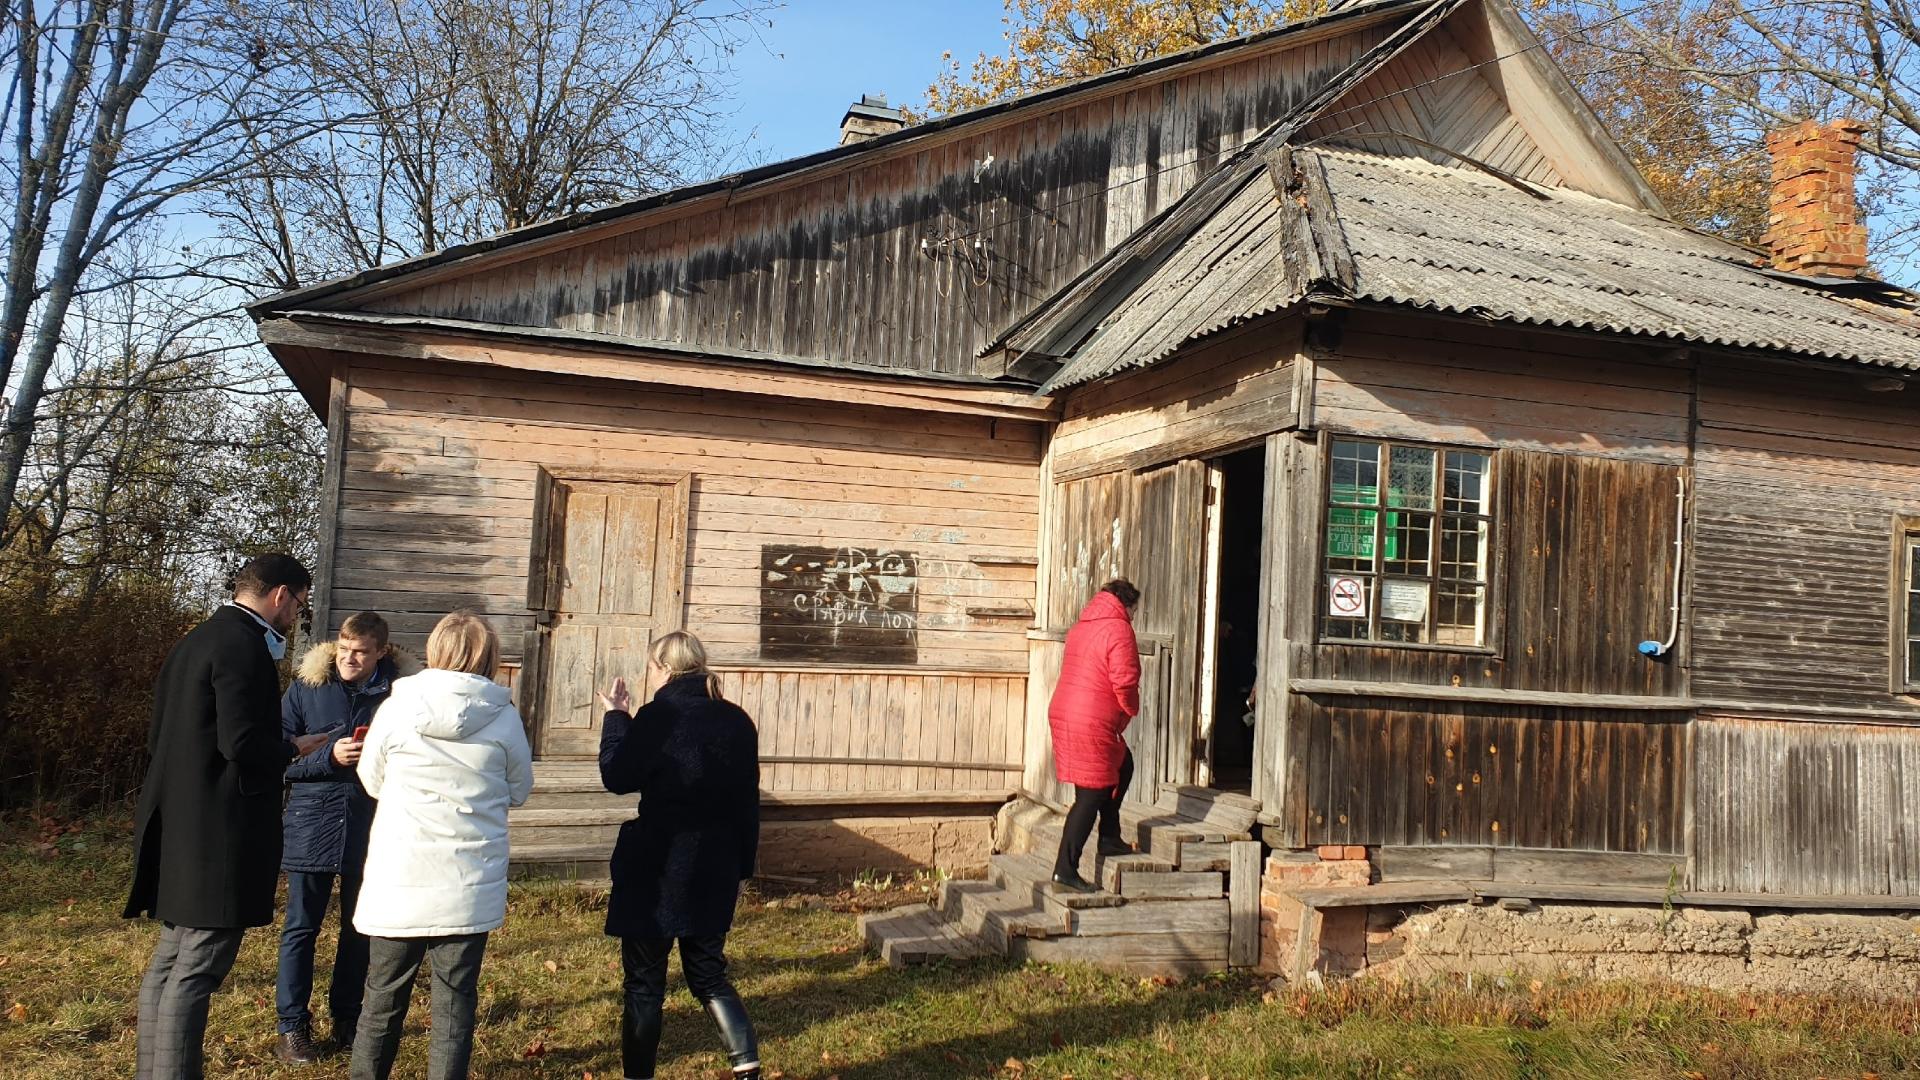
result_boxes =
[339,610,391,649]
[1100,578,1141,609]
[232,553,312,599]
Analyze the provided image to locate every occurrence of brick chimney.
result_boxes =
[839,94,906,146]
[1764,118,1870,278]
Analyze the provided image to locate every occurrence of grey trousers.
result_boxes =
[350,933,489,1080]
[135,922,246,1080]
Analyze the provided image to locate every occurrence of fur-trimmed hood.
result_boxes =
[296,641,422,688]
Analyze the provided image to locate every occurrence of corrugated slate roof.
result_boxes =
[1042,147,1920,390]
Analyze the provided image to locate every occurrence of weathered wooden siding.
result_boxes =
[346,25,1409,376]
[1303,21,1562,187]
[723,666,1026,796]
[328,357,1042,783]
[1312,315,1692,464]
[1050,318,1297,481]
[1693,716,1920,895]
[1302,449,1684,697]
[1691,363,1920,716]
[1299,698,1689,852]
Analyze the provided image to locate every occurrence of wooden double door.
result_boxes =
[527,470,690,757]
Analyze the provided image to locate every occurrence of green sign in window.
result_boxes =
[1328,484,1398,560]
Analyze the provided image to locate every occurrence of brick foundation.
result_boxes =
[1256,846,1373,978]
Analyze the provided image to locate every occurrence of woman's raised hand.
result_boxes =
[597,676,633,715]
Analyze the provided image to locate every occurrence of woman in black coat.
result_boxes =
[598,631,761,1080]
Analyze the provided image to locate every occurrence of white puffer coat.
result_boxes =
[354,669,534,937]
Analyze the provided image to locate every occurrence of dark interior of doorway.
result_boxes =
[1209,445,1266,794]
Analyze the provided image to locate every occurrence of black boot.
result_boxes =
[1051,870,1097,893]
[1096,832,1133,857]
[705,994,760,1078]
[275,1024,319,1064]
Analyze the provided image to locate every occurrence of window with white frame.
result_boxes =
[1322,438,1494,647]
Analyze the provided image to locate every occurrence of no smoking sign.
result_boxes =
[1327,574,1368,618]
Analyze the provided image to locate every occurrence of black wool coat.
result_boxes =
[125,605,296,928]
[600,674,760,940]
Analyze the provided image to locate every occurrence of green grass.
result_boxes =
[3,812,1918,1079]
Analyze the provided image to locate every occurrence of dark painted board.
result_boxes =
[1298,697,1687,854]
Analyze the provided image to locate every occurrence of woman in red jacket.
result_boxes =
[1048,579,1142,892]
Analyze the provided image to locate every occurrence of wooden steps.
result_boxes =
[860,789,1265,977]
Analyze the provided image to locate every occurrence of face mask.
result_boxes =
[263,625,288,661]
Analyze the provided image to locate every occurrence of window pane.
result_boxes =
[1443,451,1490,515]
[1435,584,1486,646]
[1331,439,1380,506]
[1909,638,1920,689]
[1384,512,1433,576]
[1327,508,1378,573]
[1440,518,1490,583]
[1324,616,1369,641]
[1387,446,1436,509]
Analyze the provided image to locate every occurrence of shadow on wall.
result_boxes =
[757,814,996,877]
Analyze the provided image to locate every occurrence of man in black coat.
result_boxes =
[272,610,418,1062]
[125,553,330,1080]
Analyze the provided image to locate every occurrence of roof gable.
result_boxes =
[255,0,1679,403]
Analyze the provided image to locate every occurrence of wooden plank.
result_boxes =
[1118,871,1223,899]
[311,371,350,640]
[1376,845,1495,881]
[1228,839,1262,967]
[1291,679,1695,712]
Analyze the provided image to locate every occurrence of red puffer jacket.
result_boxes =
[1048,591,1142,788]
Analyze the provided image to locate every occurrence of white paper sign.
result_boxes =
[1380,579,1430,623]
[1327,575,1368,618]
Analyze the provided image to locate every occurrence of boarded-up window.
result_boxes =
[760,546,918,663]
[1322,437,1493,646]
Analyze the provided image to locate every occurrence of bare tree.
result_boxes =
[210,0,774,293]
[1536,1,1920,273]
[0,0,351,547]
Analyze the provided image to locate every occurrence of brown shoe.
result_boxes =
[275,1026,319,1064]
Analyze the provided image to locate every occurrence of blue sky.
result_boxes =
[722,0,1011,164]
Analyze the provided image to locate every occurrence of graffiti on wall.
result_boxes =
[760,545,918,663]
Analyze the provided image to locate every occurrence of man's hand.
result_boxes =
[331,735,362,766]
[291,732,331,757]
[597,676,632,716]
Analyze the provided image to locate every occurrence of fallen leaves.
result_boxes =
[543,959,558,974]
[6,1002,27,1022]
[521,1036,545,1059]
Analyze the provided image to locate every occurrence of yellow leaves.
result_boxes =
[543,958,558,974]
[923,0,1328,117]
[5,1001,26,1022]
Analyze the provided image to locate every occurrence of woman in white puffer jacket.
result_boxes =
[350,611,533,1080]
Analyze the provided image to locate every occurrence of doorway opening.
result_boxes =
[1200,445,1267,794]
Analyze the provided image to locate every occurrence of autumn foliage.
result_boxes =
[923,0,1327,116]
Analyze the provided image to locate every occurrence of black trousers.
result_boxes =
[1053,748,1134,878]
[621,934,760,1078]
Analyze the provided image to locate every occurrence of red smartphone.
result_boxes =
[353,725,369,741]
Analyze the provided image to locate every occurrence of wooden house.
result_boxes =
[254,0,1920,977]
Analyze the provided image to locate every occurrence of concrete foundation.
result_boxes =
[1366,902,1920,998]
[757,815,993,876]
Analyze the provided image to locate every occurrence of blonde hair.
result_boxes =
[651,630,722,700]
[427,610,499,677]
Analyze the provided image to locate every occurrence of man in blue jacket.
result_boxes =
[274,611,418,1063]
